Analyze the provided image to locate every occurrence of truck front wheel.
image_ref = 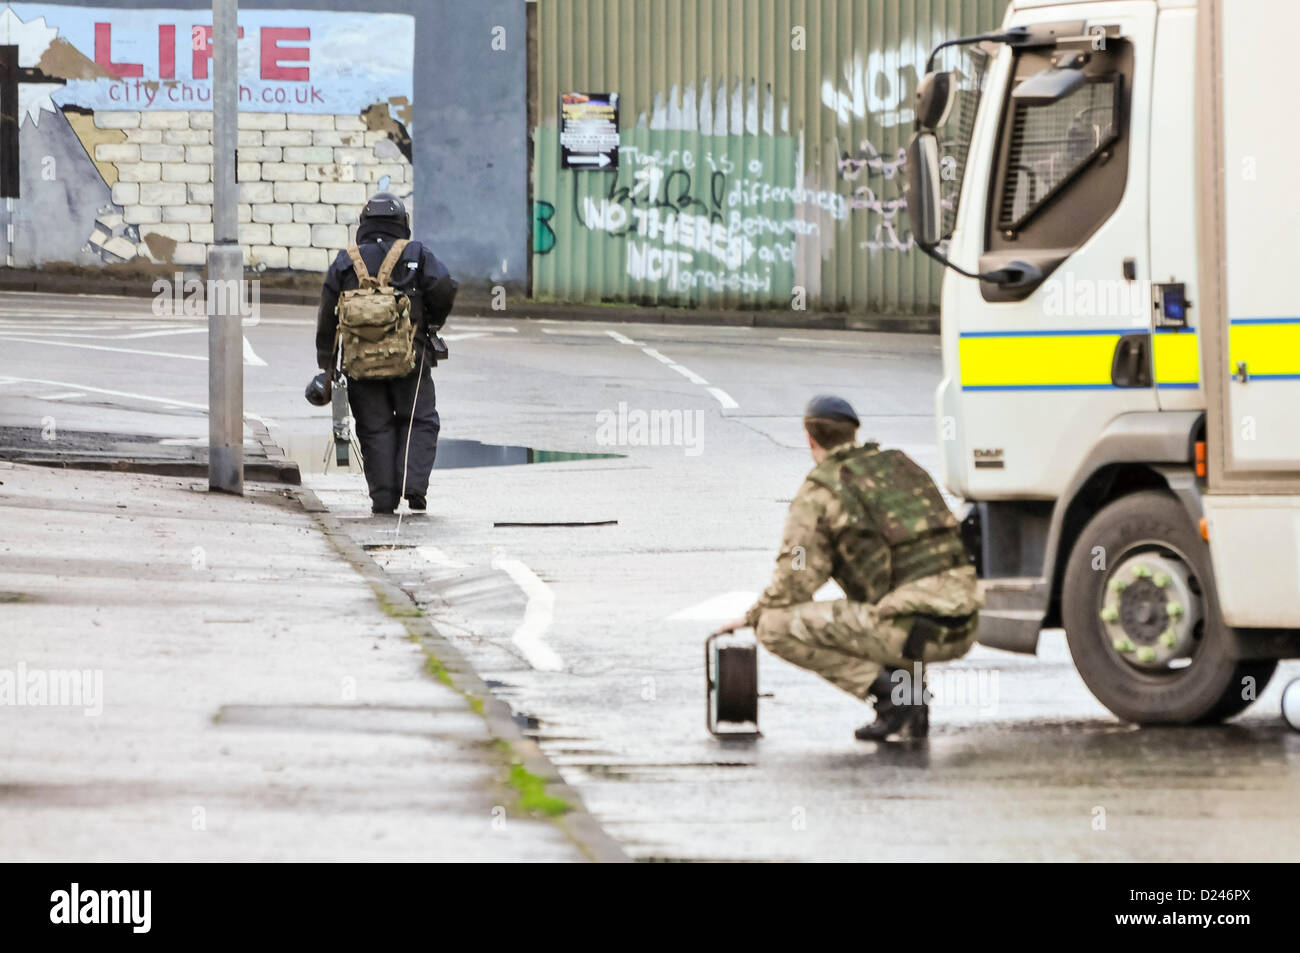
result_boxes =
[1061,490,1275,724]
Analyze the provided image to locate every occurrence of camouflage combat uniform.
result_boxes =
[745,441,982,699]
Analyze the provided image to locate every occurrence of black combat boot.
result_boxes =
[855,667,929,741]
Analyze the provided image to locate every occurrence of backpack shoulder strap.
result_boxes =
[376,238,411,286]
[345,246,371,284]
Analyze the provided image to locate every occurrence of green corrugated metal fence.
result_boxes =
[532,0,1008,314]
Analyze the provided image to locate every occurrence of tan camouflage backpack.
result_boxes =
[334,239,417,380]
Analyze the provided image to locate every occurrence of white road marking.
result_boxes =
[242,335,267,367]
[0,332,266,367]
[417,546,468,570]
[115,327,207,339]
[0,335,205,361]
[0,375,275,427]
[541,328,608,336]
[440,332,490,342]
[39,392,86,401]
[603,327,741,410]
[671,363,711,386]
[670,580,845,621]
[707,387,739,409]
[158,437,207,446]
[489,553,564,672]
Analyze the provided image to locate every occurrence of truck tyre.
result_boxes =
[1062,490,1276,724]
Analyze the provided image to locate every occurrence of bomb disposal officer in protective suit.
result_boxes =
[315,192,458,514]
[714,395,982,741]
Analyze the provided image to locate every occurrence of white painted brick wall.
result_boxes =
[320,182,367,205]
[122,205,161,225]
[162,204,211,223]
[292,203,334,224]
[96,110,414,272]
[173,243,208,266]
[165,129,210,146]
[140,111,189,130]
[111,182,139,206]
[162,163,211,183]
[252,204,293,224]
[93,111,141,129]
[240,146,282,163]
[140,144,185,163]
[238,223,272,245]
[138,182,187,205]
[271,222,312,247]
[264,130,312,146]
[249,245,290,269]
[261,163,307,181]
[140,223,189,243]
[117,163,161,183]
[95,143,140,163]
[238,113,287,131]
[283,146,334,164]
[238,182,274,204]
[311,223,349,249]
[273,181,320,203]
[287,114,335,130]
[289,247,330,270]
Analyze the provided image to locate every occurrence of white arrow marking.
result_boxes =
[490,554,564,672]
[569,153,612,167]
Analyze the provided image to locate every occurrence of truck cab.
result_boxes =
[907,0,1300,722]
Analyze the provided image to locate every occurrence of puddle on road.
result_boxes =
[281,434,622,477]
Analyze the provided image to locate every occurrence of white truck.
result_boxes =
[905,0,1300,722]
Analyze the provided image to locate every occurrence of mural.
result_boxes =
[0,3,413,270]
[532,126,911,307]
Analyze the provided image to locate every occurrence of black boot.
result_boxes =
[406,493,426,512]
[855,667,929,741]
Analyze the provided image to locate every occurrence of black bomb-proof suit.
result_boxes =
[315,212,458,513]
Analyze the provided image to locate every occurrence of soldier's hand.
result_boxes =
[713,617,748,635]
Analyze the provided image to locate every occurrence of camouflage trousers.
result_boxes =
[754,567,981,700]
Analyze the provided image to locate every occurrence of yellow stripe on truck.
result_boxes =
[1228,321,1300,378]
[958,330,1203,390]
[1151,331,1199,386]
[959,333,1122,389]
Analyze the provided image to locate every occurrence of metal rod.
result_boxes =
[208,0,243,494]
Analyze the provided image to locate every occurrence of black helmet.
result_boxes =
[305,371,332,407]
[360,191,408,227]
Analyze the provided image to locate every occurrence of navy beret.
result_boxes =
[804,394,860,426]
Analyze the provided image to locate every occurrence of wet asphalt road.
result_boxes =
[3,291,1299,861]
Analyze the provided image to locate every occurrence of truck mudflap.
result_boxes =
[976,577,1048,654]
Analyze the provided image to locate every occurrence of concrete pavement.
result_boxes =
[0,461,620,861]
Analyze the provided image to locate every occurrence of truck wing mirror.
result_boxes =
[915,71,955,130]
[1012,65,1086,105]
[905,132,943,248]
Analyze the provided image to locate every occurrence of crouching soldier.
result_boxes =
[315,192,458,514]
[714,395,982,741]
